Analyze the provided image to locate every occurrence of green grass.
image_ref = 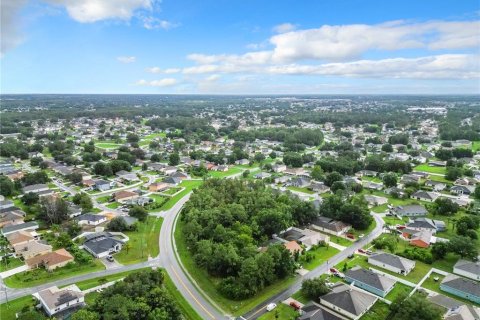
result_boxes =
[360,301,391,320]
[431,252,460,272]
[472,141,480,152]
[286,186,315,194]
[426,175,450,184]
[74,268,151,290]
[115,217,163,264]
[421,272,479,306]
[0,257,24,272]
[414,164,446,175]
[95,142,122,149]
[97,195,111,203]
[371,204,389,213]
[163,187,182,195]
[328,234,354,247]
[4,260,105,288]
[301,246,340,271]
[175,219,297,316]
[161,180,203,210]
[0,295,36,320]
[291,291,310,304]
[209,167,242,178]
[257,303,299,320]
[106,202,120,209]
[163,269,203,320]
[385,282,413,302]
[85,291,99,305]
[362,176,382,183]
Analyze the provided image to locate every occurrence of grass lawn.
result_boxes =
[426,175,451,184]
[4,260,104,288]
[163,269,203,320]
[291,291,310,304]
[106,202,120,209]
[163,187,182,195]
[97,195,111,203]
[0,257,24,272]
[209,167,243,178]
[472,141,480,152]
[115,216,163,264]
[360,301,391,320]
[257,303,299,320]
[286,186,315,194]
[371,204,388,213]
[301,246,340,271]
[362,176,382,183]
[175,219,298,316]
[85,291,99,305]
[431,252,460,272]
[350,219,377,238]
[421,272,479,306]
[144,132,166,140]
[414,164,446,175]
[95,142,122,149]
[385,282,413,302]
[0,295,36,320]
[74,268,151,290]
[161,180,203,210]
[328,234,354,247]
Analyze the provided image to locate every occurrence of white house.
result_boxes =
[33,285,84,316]
[368,252,416,275]
[453,260,480,281]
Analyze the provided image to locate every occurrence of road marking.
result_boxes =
[170,264,216,319]
[246,305,267,319]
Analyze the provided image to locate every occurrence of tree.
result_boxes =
[311,165,324,181]
[324,171,343,187]
[0,176,16,196]
[431,242,449,260]
[301,277,330,300]
[67,172,83,184]
[70,310,99,320]
[391,294,443,320]
[283,152,303,168]
[30,156,43,167]
[22,192,39,205]
[331,181,346,193]
[168,153,180,166]
[474,185,480,200]
[432,198,459,216]
[110,160,131,174]
[38,197,69,225]
[254,153,265,163]
[382,143,393,152]
[94,162,113,176]
[72,193,93,211]
[382,173,397,187]
[129,205,148,222]
[269,151,277,159]
[446,166,462,181]
[107,217,129,231]
[448,235,478,259]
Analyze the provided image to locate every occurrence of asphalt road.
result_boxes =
[241,214,385,320]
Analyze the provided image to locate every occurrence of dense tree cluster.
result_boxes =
[181,179,316,299]
[319,194,373,230]
[231,128,323,151]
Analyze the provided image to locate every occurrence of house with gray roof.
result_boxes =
[368,252,416,275]
[1,221,39,236]
[319,283,377,319]
[411,190,440,202]
[454,260,480,281]
[23,184,49,194]
[83,232,124,258]
[33,284,85,317]
[440,274,480,304]
[298,302,343,320]
[406,218,446,234]
[345,266,396,297]
[75,214,107,226]
[391,204,427,217]
[310,216,351,236]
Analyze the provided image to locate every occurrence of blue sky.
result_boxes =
[1,0,479,94]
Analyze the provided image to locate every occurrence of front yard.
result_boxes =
[414,164,446,175]
[257,303,299,320]
[300,245,340,271]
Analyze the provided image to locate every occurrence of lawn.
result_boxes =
[95,142,122,149]
[163,269,203,320]
[421,272,479,306]
[209,167,243,178]
[115,216,163,264]
[301,246,340,271]
[175,219,298,316]
[0,295,36,320]
[414,164,446,175]
[163,187,182,195]
[472,141,480,152]
[4,260,105,288]
[73,268,151,290]
[328,234,354,247]
[286,186,315,194]
[97,195,111,203]
[0,257,24,272]
[360,301,391,320]
[385,282,413,302]
[161,180,203,210]
[257,303,299,320]
[291,291,310,304]
[106,202,120,209]
[145,194,168,212]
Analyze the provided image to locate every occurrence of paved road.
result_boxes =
[158,192,226,320]
[242,214,385,320]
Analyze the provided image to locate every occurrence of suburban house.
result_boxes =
[283,240,302,255]
[450,185,474,196]
[163,176,182,186]
[391,204,427,217]
[444,304,480,320]
[402,229,433,248]
[26,248,74,271]
[6,230,35,247]
[411,190,440,202]
[289,177,311,188]
[148,182,170,192]
[23,184,49,194]
[1,221,39,236]
[162,166,178,175]
[310,216,351,236]
[113,190,139,203]
[272,164,287,173]
[425,180,447,191]
[453,260,480,281]
[309,182,330,194]
[276,227,329,250]
[94,180,112,192]
[0,199,14,210]
[171,171,189,180]
[254,172,271,180]
[345,266,396,297]
[33,285,85,317]
[83,232,124,258]
[406,218,446,234]
[319,283,377,319]
[362,181,383,191]
[364,195,388,207]
[116,170,140,182]
[75,213,107,226]
[0,209,26,228]
[298,302,343,320]
[368,252,416,275]
[440,274,480,304]
[14,240,53,259]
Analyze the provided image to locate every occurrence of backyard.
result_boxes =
[414,164,447,175]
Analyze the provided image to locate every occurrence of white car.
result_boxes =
[266,303,277,311]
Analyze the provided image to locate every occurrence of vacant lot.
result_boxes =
[414,164,446,175]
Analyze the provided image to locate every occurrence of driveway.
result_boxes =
[100,257,122,270]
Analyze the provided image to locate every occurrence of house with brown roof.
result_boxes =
[33,284,84,317]
[26,248,74,271]
[148,182,170,192]
[14,240,52,259]
[6,230,35,247]
[114,190,139,203]
[284,240,302,255]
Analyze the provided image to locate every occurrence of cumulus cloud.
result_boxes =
[146,67,181,74]
[1,0,28,56]
[136,78,178,86]
[117,56,136,63]
[272,23,296,33]
[47,0,153,23]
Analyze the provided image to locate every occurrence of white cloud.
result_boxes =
[205,74,220,81]
[1,0,28,56]
[146,67,181,74]
[142,16,178,30]
[136,78,178,86]
[47,0,153,23]
[272,23,296,33]
[117,56,136,63]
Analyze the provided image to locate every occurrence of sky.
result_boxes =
[1,0,479,94]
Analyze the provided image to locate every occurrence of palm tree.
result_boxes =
[123,242,131,254]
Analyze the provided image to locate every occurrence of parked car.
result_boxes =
[347,254,354,259]
[289,301,301,310]
[329,268,339,273]
[266,303,277,312]
[106,255,114,262]
[333,272,345,279]
[358,249,366,254]
[346,233,355,239]
[366,250,373,255]
[358,234,365,239]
